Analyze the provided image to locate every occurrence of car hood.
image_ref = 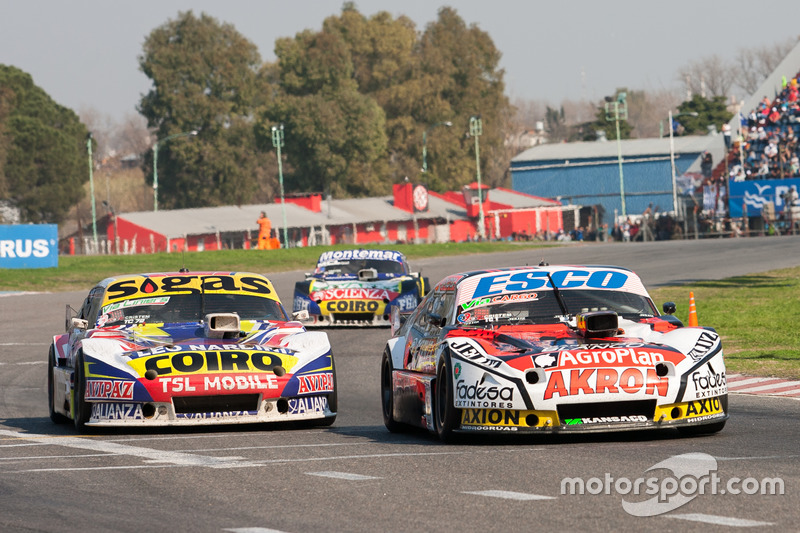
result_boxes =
[444,316,717,373]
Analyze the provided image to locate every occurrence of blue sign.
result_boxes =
[0,225,59,269]
[728,178,800,217]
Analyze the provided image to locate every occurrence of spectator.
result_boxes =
[701,151,713,180]
[722,122,732,150]
[256,211,272,250]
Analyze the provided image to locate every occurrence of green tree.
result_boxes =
[259,26,389,198]
[415,7,511,190]
[676,94,733,135]
[138,11,275,208]
[0,65,88,223]
[575,104,634,142]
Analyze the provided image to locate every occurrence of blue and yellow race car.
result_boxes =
[48,271,336,429]
[292,249,428,327]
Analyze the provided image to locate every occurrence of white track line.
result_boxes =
[665,512,773,527]
[463,490,555,501]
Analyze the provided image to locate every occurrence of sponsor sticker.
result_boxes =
[90,402,144,421]
[563,415,648,425]
[297,372,334,394]
[543,368,669,400]
[85,379,135,400]
[287,396,329,415]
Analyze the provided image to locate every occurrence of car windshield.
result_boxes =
[316,259,406,276]
[456,289,657,327]
[97,293,288,327]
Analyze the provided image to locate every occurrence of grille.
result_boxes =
[333,313,375,322]
[557,399,656,421]
[173,394,259,414]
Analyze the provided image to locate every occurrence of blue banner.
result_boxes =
[728,178,800,217]
[0,224,59,269]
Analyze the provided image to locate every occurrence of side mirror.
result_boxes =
[662,302,677,315]
[71,317,89,331]
[292,309,309,321]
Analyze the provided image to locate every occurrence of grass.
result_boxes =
[649,266,800,380]
[0,241,556,292]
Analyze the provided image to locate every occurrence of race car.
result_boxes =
[48,271,336,429]
[292,249,428,327]
[381,264,727,442]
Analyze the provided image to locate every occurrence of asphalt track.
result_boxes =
[1,236,799,532]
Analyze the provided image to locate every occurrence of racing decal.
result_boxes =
[91,403,145,421]
[563,415,648,425]
[531,353,558,369]
[101,297,170,314]
[457,268,648,304]
[297,372,334,394]
[312,288,395,300]
[394,293,418,311]
[455,375,515,408]
[158,374,279,394]
[317,249,403,264]
[691,365,727,398]
[543,368,668,400]
[177,411,257,419]
[127,349,298,377]
[461,408,523,430]
[85,379,134,400]
[460,291,539,312]
[549,346,679,368]
[681,397,725,421]
[104,274,274,302]
[287,396,329,415]
[687,331,720,362]
[449,339,503,369]
[323,300,382,313]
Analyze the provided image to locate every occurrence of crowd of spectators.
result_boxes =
[729,72,800,181]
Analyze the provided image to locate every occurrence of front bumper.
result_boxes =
[456,395,728,434]
[85,395,334,427]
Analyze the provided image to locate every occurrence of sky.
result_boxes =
[1,1,799,122]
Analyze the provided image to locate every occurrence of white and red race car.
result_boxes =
[381,265,727,442]
[48,271,336,429]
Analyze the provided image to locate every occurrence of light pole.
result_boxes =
[669,111,699,216]
[469,115,486,239]
[86,133,97,244]
[605,92,628,218]
[422,121,452,173]
[153,129,198,211]
[271,124,289,246]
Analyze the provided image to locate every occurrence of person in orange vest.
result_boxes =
[257,211,272,250]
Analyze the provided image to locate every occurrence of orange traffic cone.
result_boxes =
[687,291,698,327]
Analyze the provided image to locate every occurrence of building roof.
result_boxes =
[118,189,482,239]
[511,135,715,164]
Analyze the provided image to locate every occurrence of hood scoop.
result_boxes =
[576,311,620,339]
[204,313,241,339]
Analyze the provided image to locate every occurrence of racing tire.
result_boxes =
[72,351,91,430]
[48,345,69,424]
[381,349,404,433]
[434,352,460,443]
[677,419,726,436]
